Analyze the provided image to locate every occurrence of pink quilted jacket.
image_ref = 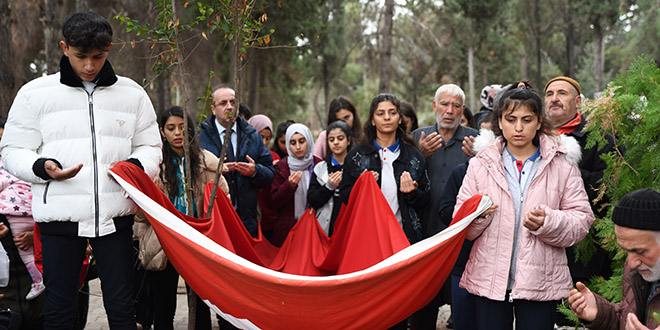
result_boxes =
[455,131,594,302]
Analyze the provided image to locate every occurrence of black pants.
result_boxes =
[473,294,558,330]
[41,226,136,330]
[149,262,179,330]
[408,279,451,330]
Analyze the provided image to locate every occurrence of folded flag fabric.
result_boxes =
[110,162,490,330]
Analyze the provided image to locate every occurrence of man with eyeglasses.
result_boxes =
[410,84,478,330]
[198,84,274,238]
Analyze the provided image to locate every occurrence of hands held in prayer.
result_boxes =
[462,136,476,157]
[417,131,443,158]
[328,171,342,187]
[399,171,418,194]
[568,282,597,322]
[224,155,257,177]
[524,206,546,231]
[288,171,302,187]
[45,160,82,181]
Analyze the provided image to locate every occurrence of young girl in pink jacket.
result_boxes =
[454,82,594,330]
[0,158,44,300]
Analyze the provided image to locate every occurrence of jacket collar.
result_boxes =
[59,55,118,88]
[473,129,582,166]
[565,114,587,138]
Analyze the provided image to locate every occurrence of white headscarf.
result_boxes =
[285,123,315,220]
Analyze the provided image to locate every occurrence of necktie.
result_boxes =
[226,129,235,162]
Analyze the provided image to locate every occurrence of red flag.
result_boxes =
[111,162,489,329]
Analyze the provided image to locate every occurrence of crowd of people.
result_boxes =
[0,9,658,330]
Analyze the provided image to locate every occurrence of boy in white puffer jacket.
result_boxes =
[0,12,161,329]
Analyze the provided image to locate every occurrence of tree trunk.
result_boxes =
[378,0,394,93]
[42,0,62,74]
[520,45,528,80]
[534,0,542,89]
[564,0,576,77]
[467,43,475,111]
[481,58,488,88]
[0,0,15,117]
[229,42,237,85]
[247,50,259,112]
[593,20,604,94]
[155,73,171,114]
[322,58,330,128]
[75,0,87,11]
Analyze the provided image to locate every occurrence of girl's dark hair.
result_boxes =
[158,106,201,200]
[0,117,6,129]
[325,120,353,163]
[327,96,363,144]
[400,101,419,132]
[271,119,295,158]
[363,93,415,148]
[62,12,113,53]
[474,110,493,130]
[491,81,549,143]
[463,107,474,128]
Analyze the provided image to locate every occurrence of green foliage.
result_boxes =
[115,0,273,77]
[557,301,580,328]
[582,55,660,301]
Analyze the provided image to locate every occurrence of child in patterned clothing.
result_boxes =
[0,157,44,300]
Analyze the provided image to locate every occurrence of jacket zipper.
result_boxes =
[43,181,50,204]
[88,91,100,237]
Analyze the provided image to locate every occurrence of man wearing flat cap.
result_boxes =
[545,77,617,288]
[568,188,660,330]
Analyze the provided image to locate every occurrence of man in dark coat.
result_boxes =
[198,85,274,238]
[410,84,478,329]
[544,76,617,284]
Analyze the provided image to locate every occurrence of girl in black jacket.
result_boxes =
[307,120,353,236]
[339,93,429,245]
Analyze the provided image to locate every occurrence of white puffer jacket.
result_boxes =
[0,60,162,237]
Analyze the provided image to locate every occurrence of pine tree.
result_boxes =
[559,55,660,324]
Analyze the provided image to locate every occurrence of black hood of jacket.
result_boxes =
[59,55,118,88]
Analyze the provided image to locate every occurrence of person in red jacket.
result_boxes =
[270,124,321,246]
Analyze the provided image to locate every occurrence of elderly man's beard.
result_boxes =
[436,112,460,130]
[638,259,660,282]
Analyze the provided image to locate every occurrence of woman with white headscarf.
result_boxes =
[269,123,321,246]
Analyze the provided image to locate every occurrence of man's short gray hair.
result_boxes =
[434,84,465,105]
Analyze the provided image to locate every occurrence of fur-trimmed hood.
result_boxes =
[472,128,582,165]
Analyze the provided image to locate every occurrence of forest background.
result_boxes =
[0,0,658,134]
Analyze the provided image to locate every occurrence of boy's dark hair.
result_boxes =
[62,12,113,53]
